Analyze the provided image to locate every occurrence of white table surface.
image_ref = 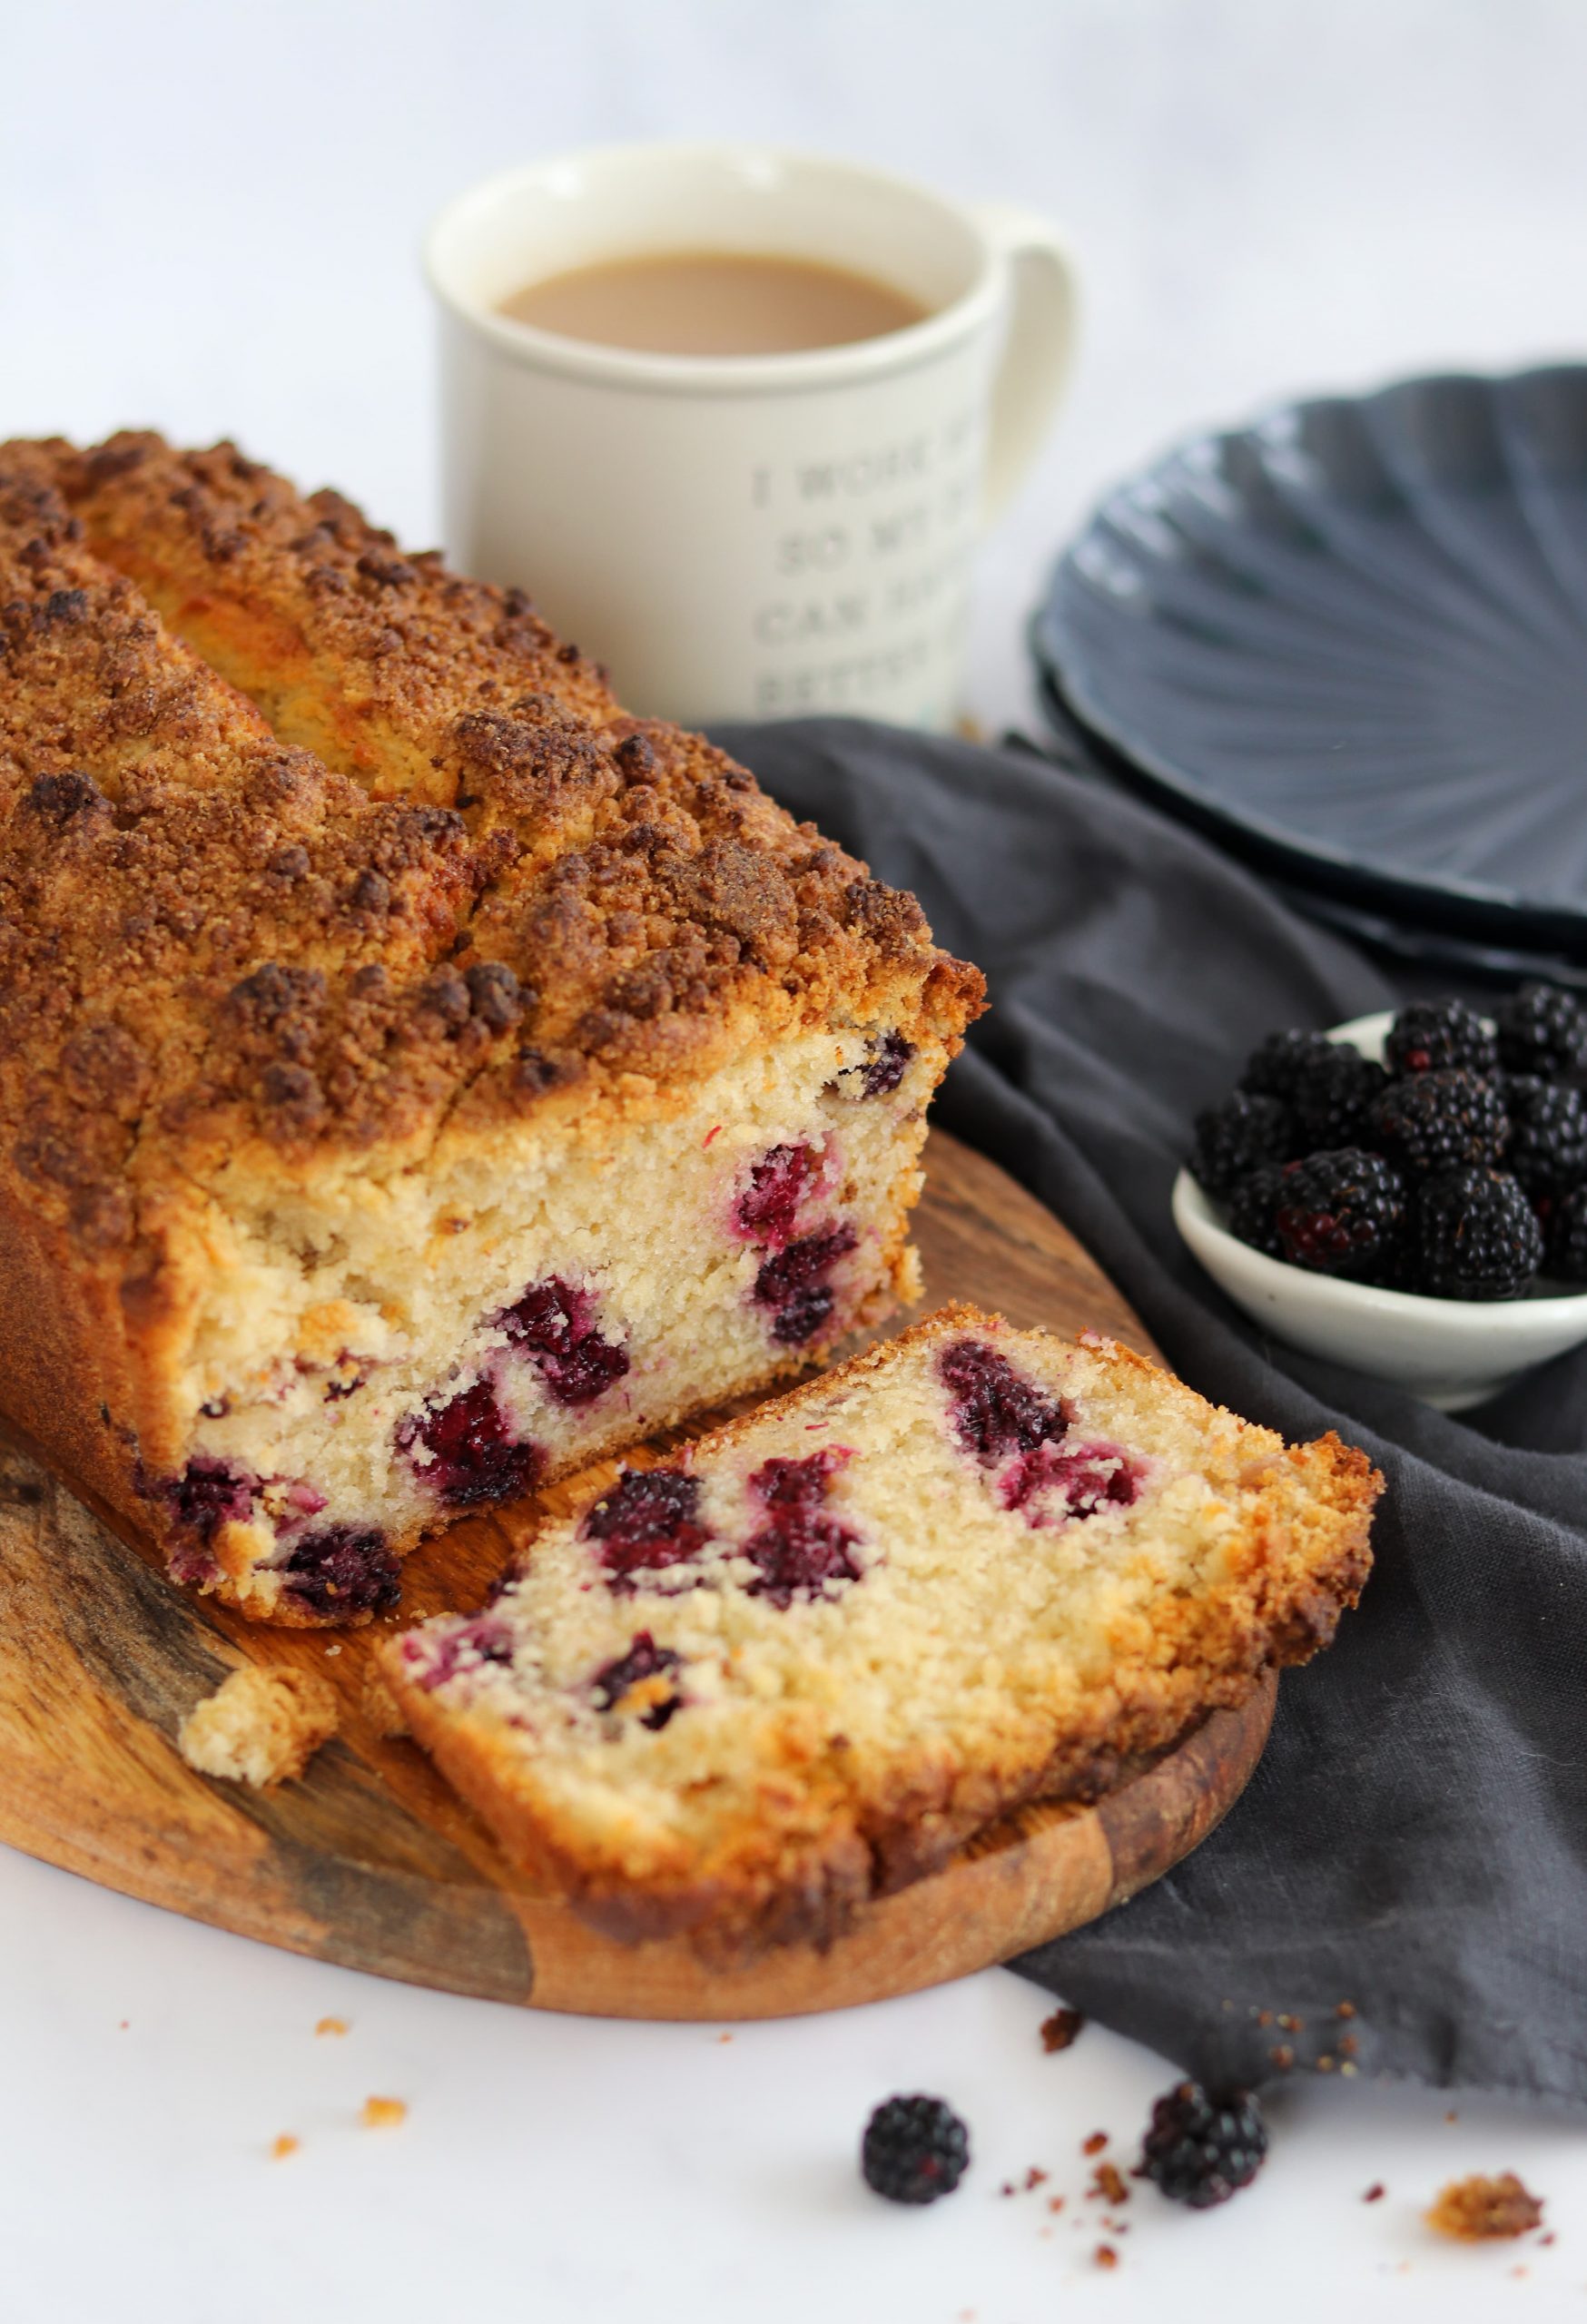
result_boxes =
[3,3,1585,2314]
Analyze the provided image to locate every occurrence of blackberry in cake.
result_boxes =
[0,435,982,1622]
[383,1305,1378,1953]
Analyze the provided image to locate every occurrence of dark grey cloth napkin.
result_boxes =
[714,716,1587,2110]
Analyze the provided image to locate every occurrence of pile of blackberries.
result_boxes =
[1189,986,1587,1300]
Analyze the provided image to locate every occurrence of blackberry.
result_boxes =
[1385,997,1497,1078]
[1239,1029,1335,1105]
[1274,1149,1405,1281]
[1189,1092,1292,1199]
[1546,1184,1587,1284]
[1502,1076,1587,1202]
[1227,1162,1287,1259]
[1289,1047,1389,1150]
[1410,1168,1543,1300]
[1140,2082,1267,2210]
[1493,980,1587,1081]
[1366,1068,1507,1179]
[860,2095,970,2205]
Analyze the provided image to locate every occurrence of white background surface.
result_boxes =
[3,4,1586,2316]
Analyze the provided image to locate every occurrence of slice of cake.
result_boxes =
[0,436,981,1623]
[383,1305,1379,1952]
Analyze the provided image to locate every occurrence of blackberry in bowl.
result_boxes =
[1174,1008,1587,1410]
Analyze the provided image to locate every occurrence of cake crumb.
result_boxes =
[1048,2194,1066,2213]
[1336,2000,1357,2019]
[1090,2162,1129,2205]
[716,2032,733,2043]
[1276,2012,1303,2032]
[1082,2131,1109,2156]
[1364,2182,1386,2203]
[178,1666,338,1787]
[360,2095,408,2130]
[1269,2044,1295,2070]
[1095,2243,1119,2270]
[315,2016,350,2038]
[1040,2006,1085,2053]
[271,2134,301,2161]
[1426,2173,1544,2241]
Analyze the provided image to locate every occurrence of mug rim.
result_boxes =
[423,141,1004,398]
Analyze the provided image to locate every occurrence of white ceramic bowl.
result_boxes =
[1173,1010,1587,1411]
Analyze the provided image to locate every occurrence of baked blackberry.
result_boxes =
[1227,1162,1287,1260]
[861,2095,971,2205]
[1290,1047,1389,1150]
[1140,2082,1267,2210]
[1410,1169,1543,1301]
[1502,1076,1587,1202]
[1189,1093,1293,1199]
[1366,1068,1508,1180]
[1239,1029,1336,1105]
[1274,1150,1406,1281]
[1545,1184,1587,1285]
[1493,980,1587,1081]
[1385,998,1498,1078]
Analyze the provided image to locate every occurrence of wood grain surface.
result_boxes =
[0,1128,1274,2019]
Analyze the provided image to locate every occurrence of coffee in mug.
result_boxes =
[428,145,1076,729]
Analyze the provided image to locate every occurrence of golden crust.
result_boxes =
[383,1305,1381,1956]
[0,434,982,1610]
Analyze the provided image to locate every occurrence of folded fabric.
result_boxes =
[715,715,1587,2109]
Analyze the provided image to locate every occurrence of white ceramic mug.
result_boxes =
[427,144,1076,730]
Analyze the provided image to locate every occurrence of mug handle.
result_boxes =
[972,204,1079,525]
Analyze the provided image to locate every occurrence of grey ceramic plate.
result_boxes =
[1033,366,1587,952]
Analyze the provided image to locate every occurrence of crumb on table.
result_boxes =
[1426,2173,1544,2240]
[315,2016,350,2038]
[271,2134,300,2161]
[178,1666,338,1787]
[360,2095,408,2130]
[1040,2006,1085,2053]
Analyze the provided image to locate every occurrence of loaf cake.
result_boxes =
[0,433,981,1623]
[383,1305,1379,1952]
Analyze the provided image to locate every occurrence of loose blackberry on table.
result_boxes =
[1410,1168,1543,1301]
[1139,2081,1267,2210]
[1385,997,1498,1078]
[1274,1150,1406,1282]
[861,2094,971,2205]
[1188,1092,1293,1199]
[1366,1069,1508,1181]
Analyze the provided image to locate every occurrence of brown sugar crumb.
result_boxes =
[1081,2131,1109,2156]
[1095,2243,1119,2270]
[271,2133,301,2160]
[178,1665,338,1786]
[1426,2173,1544,2241]
[1364,2182,1386,2203]
[315,2016,350,2037]
[1089,2162,1129,2205]
[1040,2006,1085,2053]
[360,2095,408,2130]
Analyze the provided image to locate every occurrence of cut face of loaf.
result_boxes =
[0,435,982,1622]
[383,1305,1380,1955]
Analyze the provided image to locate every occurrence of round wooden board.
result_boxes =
[0,1129,1274,2019]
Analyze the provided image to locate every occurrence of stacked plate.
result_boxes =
[1031,365,1587,987]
